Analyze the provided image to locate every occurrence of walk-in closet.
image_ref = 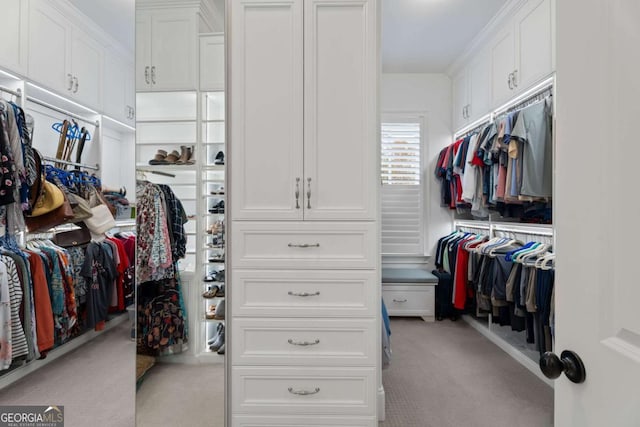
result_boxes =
[0,0,638,426]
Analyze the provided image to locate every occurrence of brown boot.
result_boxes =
[175,145,190,165]
[186,145,196,165]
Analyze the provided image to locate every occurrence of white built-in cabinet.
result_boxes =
[452,50,491,129]
[0,0,28,75]
[231,0,377,222]
[104,49,136,124]
[28,0,103,110]
[136,9,197,91]
[230,0,379,425]
[452,0,554,129]
[490,0,553,107]
[200,33,225,91]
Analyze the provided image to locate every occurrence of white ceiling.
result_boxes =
[383,0,509,73]
[68,0,135,49]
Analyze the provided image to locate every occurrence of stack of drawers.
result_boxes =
[230,222,378,426]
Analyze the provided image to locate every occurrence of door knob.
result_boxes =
[539,350,586,384]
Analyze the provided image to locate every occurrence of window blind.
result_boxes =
[381,121,424,256]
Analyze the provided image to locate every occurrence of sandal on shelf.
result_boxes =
[205,304,217,319]
[148,149,168,165]
[202,285,219,299]
[165,150,181,164]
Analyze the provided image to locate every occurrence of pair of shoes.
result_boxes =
[208,323,225,352]
[206,299,225,321]
[204,269,225,283]
[217,343,225,355]
[214,151,224,165]
[202,284,221,298]
[207,323,224,345]
[148,146,195,165]
[210,186,225,195]
[207,220,225,234]
[209,200,225,214]
[208,254,224,263]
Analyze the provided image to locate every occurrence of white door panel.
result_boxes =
[554,0,640,424]
[0,0,28,75]
[230,0,304,220]
[515,0,552,90]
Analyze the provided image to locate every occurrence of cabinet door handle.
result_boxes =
[288,291,320,297]
[287,243,320,248]
[288,339,320,346]
[462,106,466,119]
[306,177,311,209]
[512,70,518,88]
[295,177,300,209]
[466,104,471,118]
[144,66,150,84]
[67,74,74,91]
[73,77,79,93]
[151,66,156,84]
[393,299,408,303]
[130,107,135,119]
[508,73,513,90]
[288,387,320,396]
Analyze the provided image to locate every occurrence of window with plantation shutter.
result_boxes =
[381,117,424,256]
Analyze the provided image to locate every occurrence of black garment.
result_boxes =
[81,242,117,330]
[432,270,456,320]
[158,184,188,260]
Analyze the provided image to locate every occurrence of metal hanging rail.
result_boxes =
[493,76,554,117]
[41,155,100,171]
[0,86,21,98]
[26,96,100,128]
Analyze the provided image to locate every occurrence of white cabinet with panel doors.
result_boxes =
[0,0,28,76]
[490,0,553,107]
[28,0,103,109]
[200,33,225,91]
[230,0,377,222]
[136,8,197,91]
[229,0,380,425]
[452,50,491,130]
[103,48,135,124]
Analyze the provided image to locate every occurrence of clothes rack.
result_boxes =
[41,155,99,171]
[0,86,21,99]
[26,96,100,128]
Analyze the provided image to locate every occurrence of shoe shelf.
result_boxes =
[195,90,227,359]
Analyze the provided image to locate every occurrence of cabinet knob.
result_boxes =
[539,350,586,384]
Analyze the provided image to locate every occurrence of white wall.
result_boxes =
[381,73,453,267]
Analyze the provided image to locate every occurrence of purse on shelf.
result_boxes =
[51,175,92,223]
[52,223,91,248]
[84,203,116,235]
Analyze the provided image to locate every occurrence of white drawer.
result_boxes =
[232,367,376,416]
[232,415,376,427]
[231,222,376,269]
[232,318,376,366]
[232,270,377,318]
[382,285,435,319]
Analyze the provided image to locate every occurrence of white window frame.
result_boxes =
[381,112,428,259]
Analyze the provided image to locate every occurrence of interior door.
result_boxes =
[553,0,640,424]
[303,0,377,221]
[229,0,304,221]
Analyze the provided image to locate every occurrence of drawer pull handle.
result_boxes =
[288,339,320,346]
[288,387,320,396]
[288,243,320,248]
[288,291,320,297]
[393,299,408,303]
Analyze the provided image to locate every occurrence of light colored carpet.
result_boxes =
[380,318,554,427]
[136,363,224,427]
[0,321,135,427]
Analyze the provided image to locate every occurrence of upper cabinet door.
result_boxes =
[514,0,552,90]
[468,50,491,122]
[70,28,103,110]
[200,34,225,91]
[136,12,152,90]
[103,50,127,121]
[230,0,304,221]
[303,0,377,221]
[28,0,71,94]
[452,69,468,131]
[490,26,516,107]
[0,0,28,75]
[151,11,197,90]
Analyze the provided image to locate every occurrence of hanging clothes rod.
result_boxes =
[41,155,100,171]
[26,96,100,128]
[136,168,176,178]
[0,86,21,98]
[493,76,554,117]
